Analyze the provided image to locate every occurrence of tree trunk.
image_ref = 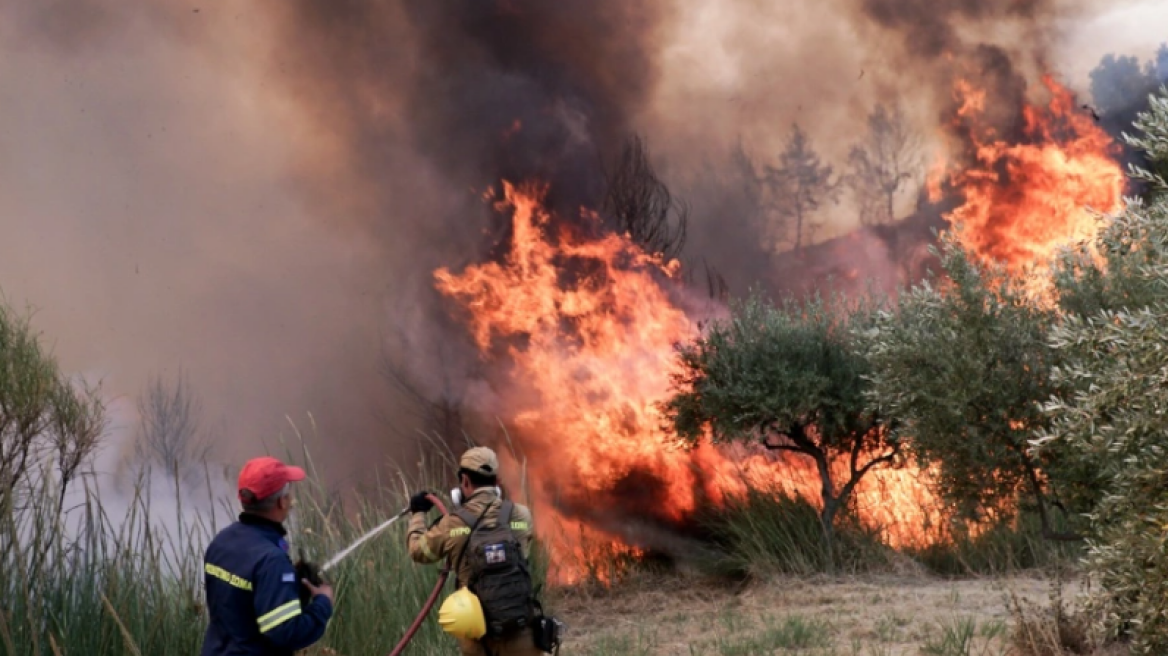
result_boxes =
[820,496,839,569]
[766,425,901,571]
[795,210,803,251]
[808,445,837,570]
[1019,449,1082,542]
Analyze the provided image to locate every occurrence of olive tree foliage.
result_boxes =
[0,302,105,512]
[1124,86,1168,191]
[0,299,105,577]
[663,293,900,551]
[1036,90,1168,653]
[859,234,1083,538]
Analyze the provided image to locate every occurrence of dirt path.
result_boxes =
[551,573,1084,655]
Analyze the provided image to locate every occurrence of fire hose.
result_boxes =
[302,493,451,656]
[385,493,450,656]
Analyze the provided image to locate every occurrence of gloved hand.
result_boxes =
[294,551,323,607]
[409,490,435,514]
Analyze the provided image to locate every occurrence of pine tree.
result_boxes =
[765,124,839,251]
[846,104,920,226]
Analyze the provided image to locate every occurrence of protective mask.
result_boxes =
[450,486,502,508]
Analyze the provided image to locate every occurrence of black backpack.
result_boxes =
[454,500,535,639]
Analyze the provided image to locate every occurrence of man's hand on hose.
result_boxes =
[409,490,435,514]
[301,577,335,605]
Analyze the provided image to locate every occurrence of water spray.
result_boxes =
[320,507,410,573]
[299,495,451,655]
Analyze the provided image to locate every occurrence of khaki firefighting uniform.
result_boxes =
[407,488,541,656]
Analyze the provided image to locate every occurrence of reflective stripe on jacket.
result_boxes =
[200,514,333,656]
[406,488,534,587]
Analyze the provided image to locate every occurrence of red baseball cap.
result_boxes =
[237,456,306,502]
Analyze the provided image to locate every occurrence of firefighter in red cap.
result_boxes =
[200,456,335,656]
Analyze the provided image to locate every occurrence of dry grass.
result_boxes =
[551,573,1104,656]
[1006,578,1093,656]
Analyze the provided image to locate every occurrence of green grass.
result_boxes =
[1,468,216,655]
[919,616,1008,656]
[907,512,1081,577]
[700,486,1080,580]
[700,488,893,577]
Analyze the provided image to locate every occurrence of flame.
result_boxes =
[426,73,1123,584]
[435,182,947,584]
[941,76,1125,277]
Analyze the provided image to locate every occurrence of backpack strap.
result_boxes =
[454,507,480,530]
[498,500,514,532]
[450,500,495,589]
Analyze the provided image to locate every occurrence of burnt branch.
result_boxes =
[132,370,212,487]
[602,134,689,261]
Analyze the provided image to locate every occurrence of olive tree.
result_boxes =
[0,298,105,577]
[663,293,900,552]
[860,232,1084,538]
[0,301,105,511]
[1036,89,1168,652]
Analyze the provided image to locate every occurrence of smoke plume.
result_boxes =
[0,0,1162,492]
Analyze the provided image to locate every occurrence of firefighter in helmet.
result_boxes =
[407,447,545,655]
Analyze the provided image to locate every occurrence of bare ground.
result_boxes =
[550,572,1098,655]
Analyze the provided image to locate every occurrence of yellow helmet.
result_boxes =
[437,588,486,640]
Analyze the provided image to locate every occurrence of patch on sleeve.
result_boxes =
[282,572,296,583]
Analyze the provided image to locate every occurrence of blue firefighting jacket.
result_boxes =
[200,514,332,656]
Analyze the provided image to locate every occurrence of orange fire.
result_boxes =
[435,182,947,584]
[939,76,1125,276]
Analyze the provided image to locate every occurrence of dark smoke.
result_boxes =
[271,0,669,247]
[1089,44,1168,194]
[263,0,690,477]
[861,0,1052,58]
[857,0,1067,157]
[403,2,663,217]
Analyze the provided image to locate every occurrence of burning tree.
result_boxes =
[860,233,1082,540]
[846,103,922,227]
[663,293,901,555]
[936,76,1125,275]
[602,135,689,262]
[765,124,840,251]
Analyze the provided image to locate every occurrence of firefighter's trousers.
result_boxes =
[457,628,544,656]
